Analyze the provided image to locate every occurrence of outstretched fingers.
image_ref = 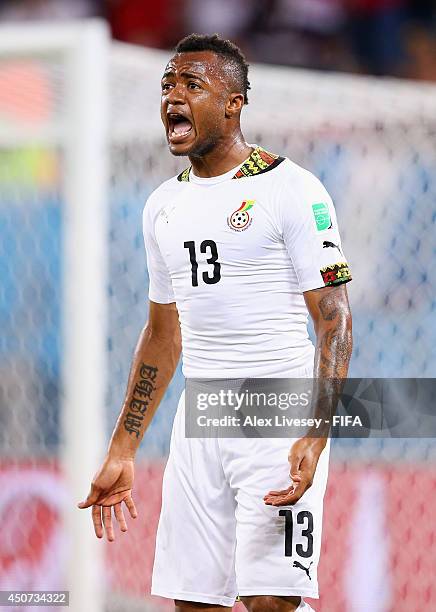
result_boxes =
[114,503,128,532]
[263,474,311,506]
[124,494,138,519]
[102,506,115,542]
[264,485,294,506]
[92,504,103,539]
[87,494,137,541]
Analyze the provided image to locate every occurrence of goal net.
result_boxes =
[0,20,435,612]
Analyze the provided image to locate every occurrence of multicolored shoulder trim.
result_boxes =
[177,166,191,182]
[320,262,352,287]
[176,146,284,182]
[233,146,284,179]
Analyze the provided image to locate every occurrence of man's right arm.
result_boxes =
[78,301,181,541]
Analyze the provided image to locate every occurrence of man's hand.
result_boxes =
[263,438,326,506]
[77,456,138,542]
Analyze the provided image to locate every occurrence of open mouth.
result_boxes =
[167,113,193,141]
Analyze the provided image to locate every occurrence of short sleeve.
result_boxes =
[142,201,175,304]
[279,168,352,292]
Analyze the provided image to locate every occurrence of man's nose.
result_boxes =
[166,83,185,105]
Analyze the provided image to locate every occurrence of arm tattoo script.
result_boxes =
[311,286,353,431]
[316,289,352,378]
[123,363,158,438]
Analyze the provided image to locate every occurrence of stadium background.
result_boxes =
[1,1,436,611]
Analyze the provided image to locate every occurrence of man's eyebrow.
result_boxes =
[161,69,208,83]
[162,69,175,80]
[180,71,208,83]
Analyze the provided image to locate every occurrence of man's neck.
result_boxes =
[189,134,254,178]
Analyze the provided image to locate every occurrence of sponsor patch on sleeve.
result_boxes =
[312,202,332,231]
[320,262,352,286]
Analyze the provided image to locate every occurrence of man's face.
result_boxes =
[161,51,232,157]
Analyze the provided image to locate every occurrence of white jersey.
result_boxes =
[143,146,351,378]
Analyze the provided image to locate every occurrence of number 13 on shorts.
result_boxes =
[279,509,314,558]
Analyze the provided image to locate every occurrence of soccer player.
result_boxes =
[79,34,353,612]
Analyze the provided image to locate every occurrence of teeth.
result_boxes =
[171,129,191,137]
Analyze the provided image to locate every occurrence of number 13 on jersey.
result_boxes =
[184,240,221,287]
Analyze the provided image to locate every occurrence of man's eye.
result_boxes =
[162,83,173,92]
[188,82,200,90]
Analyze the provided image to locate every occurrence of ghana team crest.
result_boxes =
[228,200,255,231]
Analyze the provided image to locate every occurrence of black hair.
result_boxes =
[175,33,251,104]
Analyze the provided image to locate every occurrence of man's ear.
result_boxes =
[225,93,244,118]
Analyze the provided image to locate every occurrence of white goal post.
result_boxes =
[0,20,109,612]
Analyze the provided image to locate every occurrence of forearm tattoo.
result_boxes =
[316,290,352,377]
[312,287,353,427]
[123,363,158,439]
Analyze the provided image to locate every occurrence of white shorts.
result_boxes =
[151,391,330,608]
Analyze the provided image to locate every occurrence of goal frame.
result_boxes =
[0,20,110,612]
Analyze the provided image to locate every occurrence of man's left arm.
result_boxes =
[264,284,352,506]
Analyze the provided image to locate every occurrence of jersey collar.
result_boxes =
[177,146,284,182]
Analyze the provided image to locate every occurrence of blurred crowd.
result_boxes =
[0,0,435,79]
